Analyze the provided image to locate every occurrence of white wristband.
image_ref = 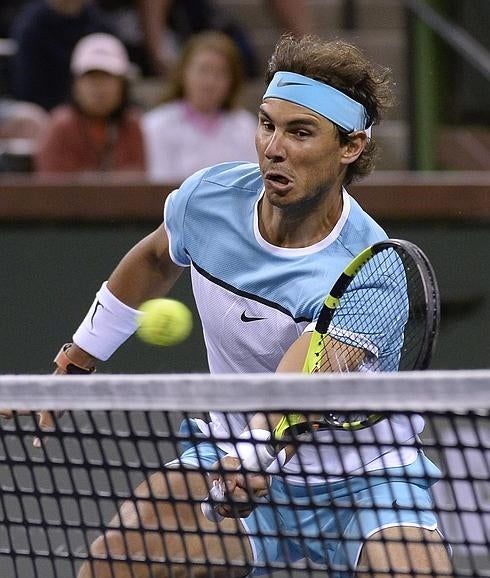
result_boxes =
[229,429,276,471]
[234,443,285,473]
[73,281,142,361]
[225,428,271,458]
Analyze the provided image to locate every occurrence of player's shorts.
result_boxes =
[166,419,445,578]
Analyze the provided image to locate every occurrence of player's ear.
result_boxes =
[340,131,368,165]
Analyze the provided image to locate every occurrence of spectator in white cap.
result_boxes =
[35,32,146,175]
[70,32,132,79]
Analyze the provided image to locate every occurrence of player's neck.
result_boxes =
[258,188,344,248]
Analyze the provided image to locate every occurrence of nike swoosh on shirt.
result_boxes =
[241,311,266,322]
[392,500,412,510]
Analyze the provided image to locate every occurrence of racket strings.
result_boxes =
[324,248,424,372]
[309,245,436,430]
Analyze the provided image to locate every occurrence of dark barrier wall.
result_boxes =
[1,174,489,373]
[2,223,208,374]
[2,220,488,374]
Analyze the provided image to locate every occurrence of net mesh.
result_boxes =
[0,371,488,578]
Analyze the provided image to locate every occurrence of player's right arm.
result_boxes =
[1,225,183,428]
[58,224,184,370]
[2,225,184,440]
[107,224,183,308]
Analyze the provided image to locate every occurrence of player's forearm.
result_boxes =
[57,226,182,367]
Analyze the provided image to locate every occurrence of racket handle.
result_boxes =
[201,482,226,523]
[201,444,276,522]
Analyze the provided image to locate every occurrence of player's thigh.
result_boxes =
[357,526,452,578]
[94,470,254,576]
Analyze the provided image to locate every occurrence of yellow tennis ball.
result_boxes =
[137,298,193,346]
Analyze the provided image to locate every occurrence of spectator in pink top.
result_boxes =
[142,31,257,183]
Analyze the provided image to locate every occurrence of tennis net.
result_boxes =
[0,370,488,578]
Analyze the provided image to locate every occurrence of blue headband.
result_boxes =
[263,71,370,133]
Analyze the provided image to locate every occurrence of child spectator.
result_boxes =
[35,33,146,175]
[143,31,257,183]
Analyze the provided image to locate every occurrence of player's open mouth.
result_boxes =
[264,171,293,191]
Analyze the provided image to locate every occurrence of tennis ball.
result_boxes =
[137,298,193,346]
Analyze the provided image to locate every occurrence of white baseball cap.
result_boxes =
[71,33,130,77]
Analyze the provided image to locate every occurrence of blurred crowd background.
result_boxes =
[0,0,488,179]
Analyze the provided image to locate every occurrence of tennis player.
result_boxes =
[47,35,452,578]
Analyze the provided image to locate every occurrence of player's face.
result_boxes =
[73,71,124,118]
[183,48,232,114]
[255,99,350,209]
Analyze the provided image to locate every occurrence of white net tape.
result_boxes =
[0,369,488,412]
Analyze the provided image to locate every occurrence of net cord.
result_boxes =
[0,370,488,412]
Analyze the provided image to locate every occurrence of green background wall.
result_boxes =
[1,221,488,374]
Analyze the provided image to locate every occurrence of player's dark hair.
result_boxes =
[266,35,395,184]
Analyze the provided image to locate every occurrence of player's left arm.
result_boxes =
[276,331,365,373]
[208,408,289,519]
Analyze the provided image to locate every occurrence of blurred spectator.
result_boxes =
[95,0,151,76]
[10,0,113,111]
[96,0,312,79]
[0,0,30,38]
[35,33,146,174]
[0,98,49,172]
[137,0,260,77]
[143,31,257,183]
[0,99,48,140]
[265,0,313,37]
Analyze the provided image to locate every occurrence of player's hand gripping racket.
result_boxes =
[274,238,440,437]
[201,444,276,522]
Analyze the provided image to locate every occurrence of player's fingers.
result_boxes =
[216,503,254,519]
[38,410,56,430]
[33,411,58,448]
[233,472,270,495]
[216,486,254,519]
[0,409,32,418]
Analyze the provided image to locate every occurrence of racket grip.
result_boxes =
[201,481,226,522]
[201,444,276,522]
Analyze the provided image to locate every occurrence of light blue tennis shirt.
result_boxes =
[164,161,388,374]
[164,162,422,477]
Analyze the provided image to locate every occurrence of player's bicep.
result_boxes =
[107,225,184,307]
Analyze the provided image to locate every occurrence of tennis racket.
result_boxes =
[273,238,440,438]
[202,238,440,521]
